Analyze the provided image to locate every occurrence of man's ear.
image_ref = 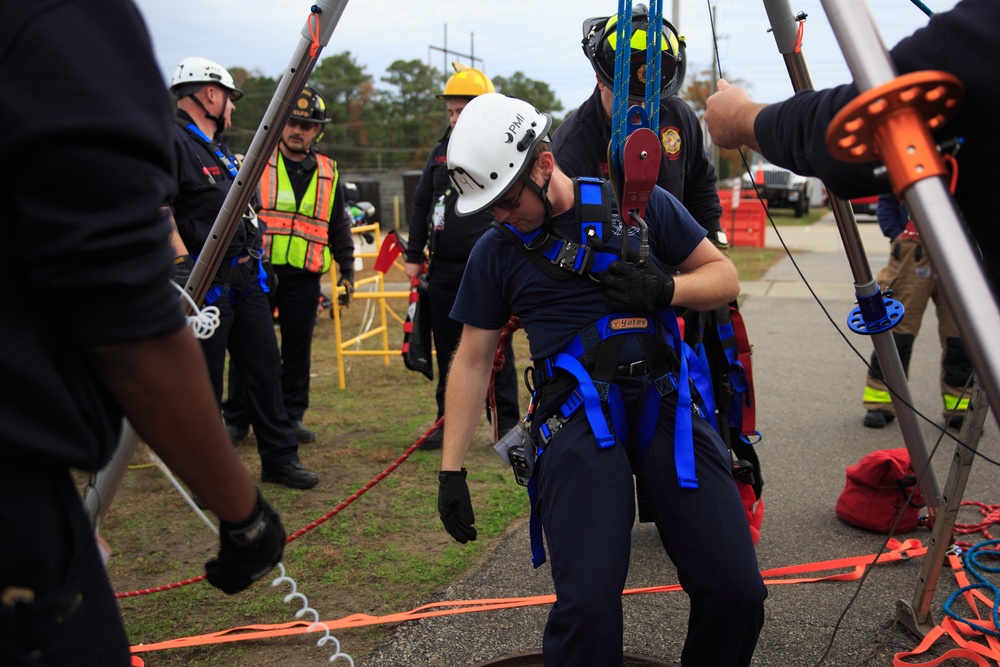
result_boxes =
[534,151,555,179]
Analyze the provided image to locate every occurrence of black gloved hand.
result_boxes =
[598,256,675,312]
[205,490,286,594]
[337,270,355,307]
[172,254,194,288]
[438,469,477,544]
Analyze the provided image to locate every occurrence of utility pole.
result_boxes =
[672,0,680,28]
[429,24,484,78]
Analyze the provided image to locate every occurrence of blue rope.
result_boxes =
[610,0,632,175]
[943,540,1000,639]
[644,0,663,131]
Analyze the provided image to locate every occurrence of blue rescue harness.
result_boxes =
[496,178,715,568]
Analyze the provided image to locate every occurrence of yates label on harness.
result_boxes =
[609,316,650,331]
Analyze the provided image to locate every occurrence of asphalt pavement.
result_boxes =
[360,213,1000,666]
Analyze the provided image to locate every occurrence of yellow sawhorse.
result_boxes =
[330,222,411,389]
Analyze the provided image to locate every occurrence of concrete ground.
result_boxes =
[361,213,1000,666]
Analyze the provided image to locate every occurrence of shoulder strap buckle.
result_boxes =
[553,240,591,274]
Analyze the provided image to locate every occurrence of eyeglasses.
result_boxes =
[286,118,318,131]
[492,179,528,212]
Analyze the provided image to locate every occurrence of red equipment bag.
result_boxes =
[835,448,925,533]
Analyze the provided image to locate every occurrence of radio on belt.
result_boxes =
[492,423,534,486]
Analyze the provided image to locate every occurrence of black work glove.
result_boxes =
[337,270,355,307]
[172,254,194,288]
[438,469,477,544]
[205,490,286,594]
[598,256,675,312]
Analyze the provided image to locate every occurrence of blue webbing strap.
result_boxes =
[659,309,698,489]
[686,338,717,431]
[552,353,616,449]
[258,257,270,293]
[644,0,664,131]
[502,221,619,276]
[185,122,239,178]
[716,318,750,430]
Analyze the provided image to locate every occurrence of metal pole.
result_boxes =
[760,0,941,511]
[85,0,350,530]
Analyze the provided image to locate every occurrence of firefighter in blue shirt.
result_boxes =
[168,57,318,489]
[437,93,765,666]
[223,87,356,446]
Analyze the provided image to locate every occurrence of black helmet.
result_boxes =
[343,181,359,204]
[290,86,328,124]
[582,4,686,102]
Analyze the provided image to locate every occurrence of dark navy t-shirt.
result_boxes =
[452,185,706,360]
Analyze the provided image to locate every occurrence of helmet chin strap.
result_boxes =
[523,174,554,225]
[188,89,230,136]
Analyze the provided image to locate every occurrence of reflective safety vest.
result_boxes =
[260,151,338,273]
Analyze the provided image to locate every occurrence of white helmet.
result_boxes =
[170,56,243,101]
[447,93,551,216]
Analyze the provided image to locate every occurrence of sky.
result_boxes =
[132,0,958,112]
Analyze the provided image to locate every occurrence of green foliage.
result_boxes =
[219,52,568,170]
[228,70,278,154]
[491,72,564,116]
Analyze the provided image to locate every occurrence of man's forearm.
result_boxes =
[440,328,500,471]
[672,244,740,311]
[89,328,257,523]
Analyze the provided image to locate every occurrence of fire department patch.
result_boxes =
[661,126,681,158]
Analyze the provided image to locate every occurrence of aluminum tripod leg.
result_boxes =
[897,381,990,637]
[83,0,350,530]
[760,0,941,510]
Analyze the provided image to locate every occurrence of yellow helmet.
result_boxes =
[437,62,496,99]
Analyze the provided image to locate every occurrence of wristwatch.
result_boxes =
[709,230,729,248]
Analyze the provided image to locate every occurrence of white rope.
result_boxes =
[271,563,354,664]
[172,282,221,339]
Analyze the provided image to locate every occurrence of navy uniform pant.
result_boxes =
[0,466,131,666]
[202,262,299,468]
[226,265,321,426]
[428,257,520,430]
[532,375,766,666]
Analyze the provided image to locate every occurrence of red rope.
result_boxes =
[794,16,805,53]
[114,425,439,598]
[118,320,522,598]
[486,316,522,441]
[954,500,1000,549]
[308,12,321,59]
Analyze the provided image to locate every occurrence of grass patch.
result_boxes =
[763,205,828,226]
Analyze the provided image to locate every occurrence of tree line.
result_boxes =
[227,52,564,170]
[227,52,744,177]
